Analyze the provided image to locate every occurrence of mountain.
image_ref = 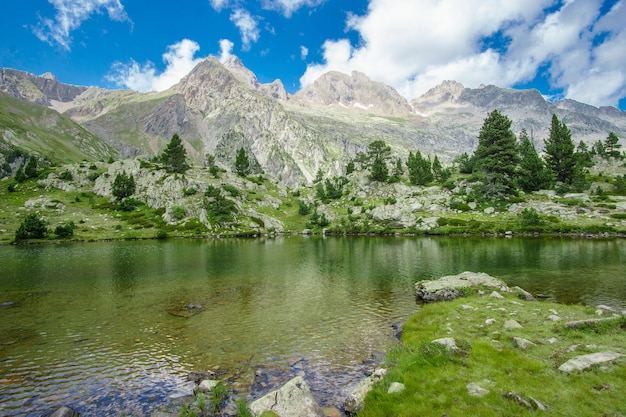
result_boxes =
[1,59,625,185]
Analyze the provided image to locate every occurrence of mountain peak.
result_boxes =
[414,80,466,106]
[221,55,260,90]
[293,70,413,116]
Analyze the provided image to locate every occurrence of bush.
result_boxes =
[7,182,17,193]
[222,184,240,197]
[155,229,169,239]
[298,200,311,215]
[15,213,48,241]
[171,205,186,220]
[59,170,73,181]
[118,198,140,212]
[518,208,544,230]
[183,187,197,196]
[54,221,75,238]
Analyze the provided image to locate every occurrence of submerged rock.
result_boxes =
[46,406,80,417]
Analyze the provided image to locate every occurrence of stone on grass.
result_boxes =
[490,291,504,299]
[564,317,621,329]
[485,319,496,325]
[512,286,535,301]
[432,337,458,351]
[504,319,523,329]
[415,272,508,303]
[466,383,489,397]
[503,392,547,411]
[387,382,406,394]
[249,376,324,417]
[558,351,624,372]
[343,368,387,414]
[547,315,561,322]
[512,337,536,350]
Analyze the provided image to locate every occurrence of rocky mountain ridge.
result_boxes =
[1,58,625,185]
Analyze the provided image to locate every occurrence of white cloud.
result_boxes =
[107,39,205,92]
[230,8,260,50]
[300,45,309,60]
[33,0,130,50]
[218,39,235,62]
[209,0,230,11]
[300,0,626,107]
[261,0,326,17]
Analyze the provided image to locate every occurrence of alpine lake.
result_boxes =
[0,236,624,416]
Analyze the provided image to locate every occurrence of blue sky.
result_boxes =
[1,0,625,110]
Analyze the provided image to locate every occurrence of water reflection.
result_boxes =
[0,236,624,416]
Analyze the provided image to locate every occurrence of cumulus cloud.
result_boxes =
[218,39,235,62]
[230,8,260,50]
[107,39,205,92]
[300,0,626,107]
[33,0,130,50]
[209,0,230,11]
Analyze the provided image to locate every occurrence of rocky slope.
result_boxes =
[1,59,625,185]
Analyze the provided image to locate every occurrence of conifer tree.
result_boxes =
[367,140,391,182]
[473,109,519,194]
[517,129,552,192]
[605,132,622,159]
[161,134,189,173]
[406,151,433,185]
[544,114,576,184]
[235,147,251,176]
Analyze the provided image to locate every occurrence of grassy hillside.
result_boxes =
[0,93,118,163]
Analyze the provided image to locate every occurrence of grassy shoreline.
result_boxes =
[358,288,626,417]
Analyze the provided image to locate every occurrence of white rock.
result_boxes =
[548,338,559,344]
[490,291,504,299]
[547,315,561,322]
[559,352,624,372]
[432,337,458,351]
[194,379,220,394]
[467,383,490,397]
[387,382,406,394]
[485,319,496,325]
[250,376,324,417]
[512,337,536,350]
[504,319,523,329]
[344,369,387,414]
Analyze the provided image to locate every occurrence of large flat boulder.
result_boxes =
[558,351,624,372]
[249,376,324,417]
[416,272,508,303]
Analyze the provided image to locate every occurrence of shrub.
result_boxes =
[155,229,169,239]
[54,221,75,238]
[183,187,197,196]
[118,198,140,212]
[59,170,73,181]
[298,200,311,215]
[171,206,186,221]
[518,208,544,230]
[222,184,240,197]
[15,213,48,241]
[7,182,17,193]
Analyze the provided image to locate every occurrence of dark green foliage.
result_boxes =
[209,165,220,178]
[112,171,136,199]
[54,221,75,238]
[160,133,189,173]
[155,229,169,239]
[59,170,73,181]
[576,141,594,168]
[316,176,348,202]
[518,208,544,229]
[454,151,474,174]
[205,185,221,198]
[15,213,48,241]
[544,114,576,184]
[614,174,626,195]
[118,198,140,212]
[367,140,391,182]
[346,160,356,175]
[24,156,38,178]
[389,158,404,182]
[605,132,622,159]
[313,168,324,184]
[591,139,606,158]
[406,151,433,185]
[14,167,26,183]
[7,182,17,192]
[235,147,251,176]
[204,192,237,224]
[183,187,197,196]
[87,172,100,181]
[298,200,312,215]
[309,210,329,228]
[473,109,519,194]
[517,129,552,192]
[222,184,240,197]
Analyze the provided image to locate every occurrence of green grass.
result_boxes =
[359,293,626,417]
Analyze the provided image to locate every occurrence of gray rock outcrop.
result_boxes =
[415,271,509,303]
[343,368,387,414]
[249,376,324,417]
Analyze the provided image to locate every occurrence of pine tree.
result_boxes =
[235,147,251,176]
[517,129,552,192]
[367,140,391,182]
[473,109,519,194]
[161,134,189,173]
[406,151,433,185]
[544,114,576,184]
[24,156,38,179]
[112,171,136,199]
[604,132,622,159]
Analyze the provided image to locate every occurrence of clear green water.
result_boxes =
[0,236,624,416]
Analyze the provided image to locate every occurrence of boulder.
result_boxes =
[415,272,508,303]
[503,319,523,329]
[511,286,535,301]
[558,351,624,372]
[564,317,621,329]
[387,382,406,394]
[432,337,458,351]
[512,337,536,350]
[194,379,220,394]
[249,376,324,417]
[489,291,504,299]
[343,368,387,414]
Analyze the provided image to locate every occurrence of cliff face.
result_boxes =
[1,59,625,185]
